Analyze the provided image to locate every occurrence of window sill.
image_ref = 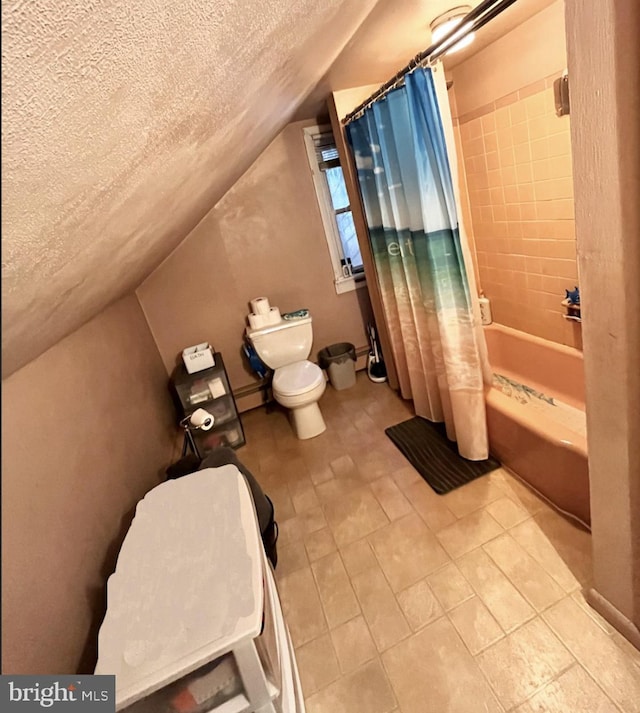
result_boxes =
[334,274,367,294]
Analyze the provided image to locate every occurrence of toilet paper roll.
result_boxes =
[189,408,215,431]
[251,297,271,315]
[248,312,268,330]
[266,306,281,325]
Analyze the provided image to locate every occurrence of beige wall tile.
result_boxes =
[382,618,503,713]
[296,633,341,698]
[351,565,411,652]
[448,596,504,654]
[329,615,377,674]
[305,658,397,713]
[476,617,574,709]
[312,551,360,629]
[457,548,536,632]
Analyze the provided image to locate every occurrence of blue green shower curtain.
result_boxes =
[347,67,489,460]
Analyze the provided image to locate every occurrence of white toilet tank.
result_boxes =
[247,316,313,370]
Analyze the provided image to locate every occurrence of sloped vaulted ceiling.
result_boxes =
[1,0,381,377]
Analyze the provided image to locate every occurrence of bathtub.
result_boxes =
[484,323,590,526]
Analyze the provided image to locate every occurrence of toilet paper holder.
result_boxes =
[179,408,215,458]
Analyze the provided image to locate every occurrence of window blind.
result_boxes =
[312,132,341,170]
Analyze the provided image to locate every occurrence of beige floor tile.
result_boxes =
[542,596,640,712]
[396,578,444,631]
[311,551,360,629]
[276,540,309,578]
[278,566,327,648]
[339,538,378,578]
[308,463,334,486]
[351,565,411,652]
[476,617,574,709]
[315,476,365,504]
[514,664,619,713]
[448,596,504,654]
[351,448,397,483]
[301,506,327,535]
[330,615,377,673]
[270,484,296,522]
[509,517,582,593]
[427,562,475,611]
[330,454,360,479]
[436,508,504,559]
[289,477,320,514]
[304,527,337,562]
[457,549,535,632]
[323,486,388,547]
[370,476,413,521]
[440,476,505,518]
[489,469,549,516]
[295,633,341,698]
[305,658,397,713]
[483,532,566,611]
[368,513,450,592]
[403,480,458,531]
[382,618,503,713]
[485,496,530,528]
[389,465,421,492]
[277,515,305,547]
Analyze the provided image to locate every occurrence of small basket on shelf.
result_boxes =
[562,286,581,322]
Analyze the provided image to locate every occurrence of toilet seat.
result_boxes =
[273,361,324,396]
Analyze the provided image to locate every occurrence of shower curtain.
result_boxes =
[347,67,490,460]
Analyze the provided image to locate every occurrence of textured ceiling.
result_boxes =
[1,0,380,377]
[2,0,554,377]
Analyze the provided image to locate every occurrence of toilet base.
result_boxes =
[290,402,326,440]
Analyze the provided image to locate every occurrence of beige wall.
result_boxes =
[451,1,567,116]
[450,2,579,349]
[1,295,176,674]
[137,119,373,403]
[566,0,640,640]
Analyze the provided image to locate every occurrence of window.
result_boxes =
[303,125,365,294]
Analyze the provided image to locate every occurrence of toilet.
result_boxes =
[247,314,326,439]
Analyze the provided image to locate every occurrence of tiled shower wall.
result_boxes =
[455,76,581,349]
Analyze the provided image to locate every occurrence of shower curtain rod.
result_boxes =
[342,0,518,125]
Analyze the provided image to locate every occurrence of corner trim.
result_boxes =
[586,587,640,651]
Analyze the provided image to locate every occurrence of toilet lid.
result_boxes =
[272,361,324,396]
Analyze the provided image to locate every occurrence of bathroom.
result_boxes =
[2,0,639,710]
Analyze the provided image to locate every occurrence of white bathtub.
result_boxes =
[484,323,589,526]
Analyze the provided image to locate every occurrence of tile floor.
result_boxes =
[237,373,640,713]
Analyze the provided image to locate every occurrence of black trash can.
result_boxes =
[318,342,357,390]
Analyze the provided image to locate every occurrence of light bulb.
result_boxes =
[431,8,475,55]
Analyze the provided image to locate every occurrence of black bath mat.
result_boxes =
[385,417,500,495]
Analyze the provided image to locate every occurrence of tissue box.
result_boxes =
[182,343,215,374]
